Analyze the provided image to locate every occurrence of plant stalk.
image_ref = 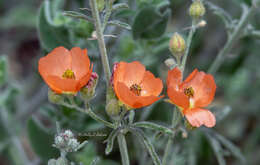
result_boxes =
[181,20,196,72]
[208,6,255,74]
[162,108,181,165]
[117,133,130,165]
[89,0,111,86]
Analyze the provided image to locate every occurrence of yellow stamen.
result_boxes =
[62,69,75,79]
[184,87,194,98]
[130,84,142,96]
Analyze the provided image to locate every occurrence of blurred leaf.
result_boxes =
[0,56,7,86]
[37,0,72,51]
[112,3,129,11]
[75,142,119,165]
[27,118,59,161]
[214,132,246,163]
[0,6,37,29]
[206,134,226,165]
[233,0,252,6]
[108,20,131,30]
[132,6,170,39]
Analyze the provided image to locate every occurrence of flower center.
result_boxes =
[130,84,142,96]
[62,69,75,79]
[184,87,194,98]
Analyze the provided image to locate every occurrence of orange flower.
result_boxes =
[38,47,93,94]
[167,67,216,128]
[113,61,163,109]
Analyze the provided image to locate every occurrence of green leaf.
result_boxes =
[37,0,72,51]
[0,56,7,86]
[108,20,131,30]
[112,3,129,11]
[0,6,37,29]
[105,128,121,155]
[27,118,59,161]
[132,6,170,39]
[133,121,173,136]
[206,134,226,165]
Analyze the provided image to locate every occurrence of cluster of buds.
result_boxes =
[189,0,206,19]
[53,130,80,152]
[80,72,99,101]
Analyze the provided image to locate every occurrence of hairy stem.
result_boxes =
[60,102,115,128]
[117,133,130,165]
[208,6,255,74]
[162,108,181,165]
[181,20,196,71]
[89,0,111,86]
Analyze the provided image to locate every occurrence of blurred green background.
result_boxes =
[0,0,259,164]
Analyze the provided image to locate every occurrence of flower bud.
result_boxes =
[80,72,99,101]
[189,0,206,19]
[54,129,80,152]
[106,99,121,120]
[67,139,80,151]
[169,33,186,59]
[48,89,64,104]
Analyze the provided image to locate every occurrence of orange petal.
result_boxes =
[78,64,93,89]
[167,86,189,109]
[117,61,146,87]
[115,82,162,109]
[71,47,90,80]
[167,67,182,89]
[38,47,71,78]
[181,71,216,107]
[46,75,79,94]
[183,108,216,128]
[140,71,163,96]
[182,69,198,84]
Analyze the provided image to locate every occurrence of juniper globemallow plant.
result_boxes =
[112,61,164,109]
[167,67,216,128]
[38,47,93,94]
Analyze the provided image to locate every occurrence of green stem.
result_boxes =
[60,102,115,128]
[208,6,255,74]
[117,133,130,165]
[102,0,113,32]
[181,20,196,71]
[89,0,111,86]
[162,108,181,165]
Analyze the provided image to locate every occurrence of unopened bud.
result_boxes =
[189,0,206,19]
[164,58,177,69]
[106,99,121,120]
[80,72,99,100]
[67,139,80,151]
[169,33,186,59]
[48,89,64,104]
